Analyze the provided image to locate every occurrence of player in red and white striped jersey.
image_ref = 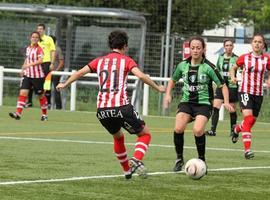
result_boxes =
[57,30,165,179]
[230,34,270,159]
[9,31,48,121]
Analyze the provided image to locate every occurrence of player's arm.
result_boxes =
[163,63,182,108]
[163,79,176,108]
[49,37,56,70]
[230,64,239,84]
[55,49,64,71]
[56,65,91,91]
[131,67,165,93]
[22,57,43,69]
[209,66,234,112]
[230,55,243,84]
[55,58,64,71]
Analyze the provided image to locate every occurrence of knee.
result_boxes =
[174,127,185,133]
[193,127,204,136]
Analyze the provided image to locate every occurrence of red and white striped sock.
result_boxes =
[242,132,252,152]
[16,95,27,115]
[133,133,151,161]
[39,96,48,116]
[114,135,130,173]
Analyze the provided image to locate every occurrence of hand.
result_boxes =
[56,83,66,91]
[49,63,54,71]
[163,94,172,109]
[223,103,235,113]
[22,63,29,69]
[158,85,166,93]
[265,79,270,88]
[20,70,24,77]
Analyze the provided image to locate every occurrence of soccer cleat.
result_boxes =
[205,130,216,136]
[24,102,33,108]
[41,115,48,121]
[173,158,184,172]
[129,158,147,178]
[124,171,132,180]
[245,151,254,159]
[231,125,239,143]
[9,112,21,120]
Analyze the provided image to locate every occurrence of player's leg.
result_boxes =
[25,87,33,108]
[239,109,255,159]
[193,104,212,162]
[172,103,192,172]
[121,104,150,178]
[42,62,51,108]
[205,88,223,136]
[34,77,48,121]
[9,76,30,119]
[206,99,223,136]
[229,88,238,136]
[52,75,62,109]
[193,116,208,161]
[112,130,131,179]
[229,102,237,136]
[96,109,131,179]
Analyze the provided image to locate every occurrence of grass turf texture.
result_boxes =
[0,106,270,200]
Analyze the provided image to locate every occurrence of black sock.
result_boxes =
[28,88,33,103]
[45,90,51,105]
[195,134,206,161]
[211,107,219,132]
[174,132,184,160]
[230,112,237,131]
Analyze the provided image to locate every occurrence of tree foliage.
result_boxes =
[1,0,270,34]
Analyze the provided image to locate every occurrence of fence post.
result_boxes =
[142,83,149,116]
[0,66,3,106]
[70,70,76,111]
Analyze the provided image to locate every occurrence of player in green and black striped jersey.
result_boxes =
[164,36,234,172]
[205,39,239,137]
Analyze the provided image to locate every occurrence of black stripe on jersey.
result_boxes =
[205,59,224,104]
[188,65,199,103]
[205,59,225,84]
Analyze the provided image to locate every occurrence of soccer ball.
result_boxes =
[184,158,207,180]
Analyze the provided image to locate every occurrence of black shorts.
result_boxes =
[20,76,45,95]
[42,62,51,76]
[214,87,238,103]
[177,102,212,119]
[238,92,263,117]
[96,104,145,135]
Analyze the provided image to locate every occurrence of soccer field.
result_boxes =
[0,106,269,200]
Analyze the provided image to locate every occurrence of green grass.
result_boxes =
[0,106,270,200]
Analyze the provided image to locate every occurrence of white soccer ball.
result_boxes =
[184,158,207,180]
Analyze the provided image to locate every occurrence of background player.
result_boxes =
[205,39,238,136]
[230,34,270,159]
[9,31,48,120]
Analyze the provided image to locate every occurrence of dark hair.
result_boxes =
[30,31,40,40]
[188,36,206,58]
[252,33,266,44]
[108,30,128,49]
[50,35,56,44]
[189,36,206,49]
[37,23,46,30]
[223,39,234,46]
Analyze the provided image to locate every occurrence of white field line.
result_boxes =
[0,166,270,186]
[0,136,270,153]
